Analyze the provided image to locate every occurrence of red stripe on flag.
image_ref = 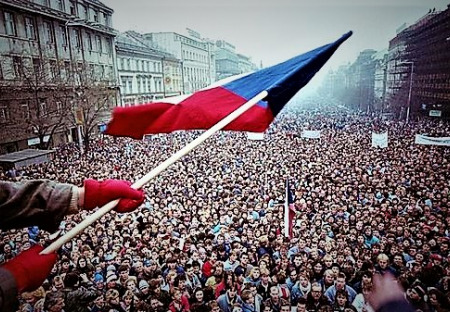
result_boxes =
[106,87,274,139]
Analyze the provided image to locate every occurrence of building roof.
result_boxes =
[0,149,55,169]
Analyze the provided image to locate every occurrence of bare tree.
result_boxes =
[69,63,116,153]
[1,54,72,150]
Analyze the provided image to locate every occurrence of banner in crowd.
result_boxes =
[371,132,388,148]
[105,32,353,139]
[301,130,321,139]
[247,132,265,140]
[415,134,450,146]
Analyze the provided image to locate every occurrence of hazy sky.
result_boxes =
[103,0,448,90]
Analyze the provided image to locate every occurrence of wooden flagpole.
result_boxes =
[42,90,268,254]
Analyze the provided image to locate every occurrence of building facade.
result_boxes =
[0,0,117,153]
[144,31,212,94]
[387,6,450,120]
[116,31,182,107]
[215,39,239,80]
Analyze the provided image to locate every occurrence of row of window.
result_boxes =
[184,67,208,82]
[1,56,112,82]
[118,58,161,73]
[2,11,112,54]
[120,76,163,94]
[0,99,64,123]
[183,50,207,63]
[37,0,111,27]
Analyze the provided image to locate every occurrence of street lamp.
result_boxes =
[399,61,414,124]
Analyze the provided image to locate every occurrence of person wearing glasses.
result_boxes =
[305,282,331,311]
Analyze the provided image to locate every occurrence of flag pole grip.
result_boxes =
[41,90,268,254]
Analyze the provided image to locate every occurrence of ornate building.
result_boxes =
[144,30,213,94]
[0,0,117,153]
[116,31,181,107]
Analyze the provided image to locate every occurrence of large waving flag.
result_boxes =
[106,32,352,139]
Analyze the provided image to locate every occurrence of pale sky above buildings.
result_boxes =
[103,0,449,91]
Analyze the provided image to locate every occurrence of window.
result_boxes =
[25,17,36,39]
[106,38,112,55]
[56,0,65,11]
[43,21,54,44]
[33,58,41,76]
[73,29,81,49]
[96,35,102,53]
[121,77,127,93]
[60,25,68,46]
[82,4,89,19]
[0,106,10,122]
[93,10,98,22]
[64,61,71,78]
[4,12,16,36]
[137,77,141,93]
[50,60,58,79]
[128,78,133,93]
[69,0,77,16]
[21,102,30,119]
[0,61,3,80]
[104,13,111,26]
[39,101,47,117]
[13,56,23,78]
[56,101,64,113]
[87,33,93,50]
[41,0,50,6]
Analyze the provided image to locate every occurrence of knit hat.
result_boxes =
[139,279,149,290]
[106,265,116,272]
[106,274,118,283]
[106,270,116,279]
[94,273,104,283]
[234,266,245,277]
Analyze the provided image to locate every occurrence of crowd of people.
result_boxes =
[0,110,449,312]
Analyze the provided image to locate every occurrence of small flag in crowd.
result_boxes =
[284,179,296,238]
[105,32,352,139]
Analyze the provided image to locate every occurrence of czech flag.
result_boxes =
[285,179,296,238]
[105,31,352,139]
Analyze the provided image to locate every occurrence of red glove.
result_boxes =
[84,179,145,213]
[1,245,58,292]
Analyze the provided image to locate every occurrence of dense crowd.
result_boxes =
[0,110,449,312]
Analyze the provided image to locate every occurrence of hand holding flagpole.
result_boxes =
[41,91,268,254]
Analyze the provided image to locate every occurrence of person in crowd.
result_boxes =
[217,285,242,312]
[351,280,374,312]
[324,272,357,304]
[263,285,289,312]
[105,288,126,312]
[305,282,331,311]
[168,287,190,312]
